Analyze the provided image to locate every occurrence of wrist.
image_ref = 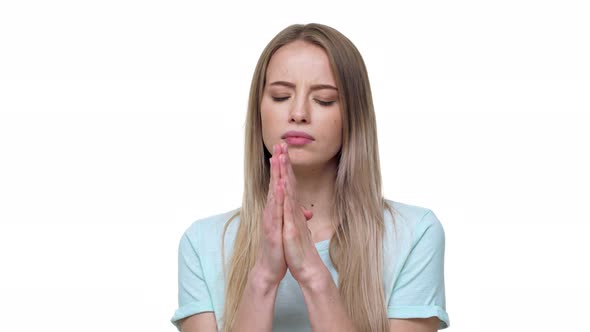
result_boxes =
[298,266,333,294]
[248,265,281,294]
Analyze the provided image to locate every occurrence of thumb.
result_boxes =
[300,205,313,221]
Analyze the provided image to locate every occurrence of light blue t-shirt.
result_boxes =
[170,199,450,330]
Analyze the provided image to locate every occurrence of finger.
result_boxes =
[280,149,303,228]
[277,144,283,180]
[267,144,279,199]
[267,157,275,201]
[280,153,296,202]
[279,142,286,155]
[281,144,297,200]
[300,206,313,221]
[283,183,293,230]
[285,145,296,187]
[284,179,305,232]
[273,158,284,227]
[275,177,284,226]
[299,206,313,240]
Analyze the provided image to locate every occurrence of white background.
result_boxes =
[1,1,588,331]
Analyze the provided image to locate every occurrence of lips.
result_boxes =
[281,131,315,140]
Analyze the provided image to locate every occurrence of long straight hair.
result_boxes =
[221,23,396,332]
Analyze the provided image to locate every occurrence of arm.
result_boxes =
[231,267,280,332]
[386,210,449,330]
[300,271,440,332]
[180,267,280,332]
[171,232,218,331]
[301,210,448,332]
[180,312,217,332]
[389,317,439,332]
[300,268,356,332]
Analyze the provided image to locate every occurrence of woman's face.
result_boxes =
[261,40,342,170]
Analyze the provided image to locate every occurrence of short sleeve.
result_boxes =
[170,231,214,331]
[387,210,450,329]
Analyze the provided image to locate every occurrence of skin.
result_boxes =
[274,142,328,286]
[260,39,342,244]
[180,40,439,332]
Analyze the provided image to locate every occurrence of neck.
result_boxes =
[291,156,339,241]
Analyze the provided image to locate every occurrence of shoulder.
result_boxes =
[381,199,448,323]
[383,199,445,248]
[181,207,241,252]
[384,199,434,224]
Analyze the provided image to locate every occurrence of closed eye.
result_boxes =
[271,96,335,107]
[272,96,289,102]
[315,99,335,106]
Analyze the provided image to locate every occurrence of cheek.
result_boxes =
[317,113,342,149]
[333,126,342,148]
[260,101,271,129]
[260,102,280,145]
[331,114,343,144]
[260,97,279,122]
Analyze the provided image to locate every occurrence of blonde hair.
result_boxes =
[221,23,396,332]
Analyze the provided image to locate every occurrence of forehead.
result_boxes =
[266,40,336,85]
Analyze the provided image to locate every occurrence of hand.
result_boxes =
[253,143,287,287]
[279,143,327,285]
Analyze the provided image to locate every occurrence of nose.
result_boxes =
[289,99,309,124]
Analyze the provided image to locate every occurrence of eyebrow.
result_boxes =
[269,81,338,92]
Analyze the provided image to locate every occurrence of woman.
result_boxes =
[171,23,450,332]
